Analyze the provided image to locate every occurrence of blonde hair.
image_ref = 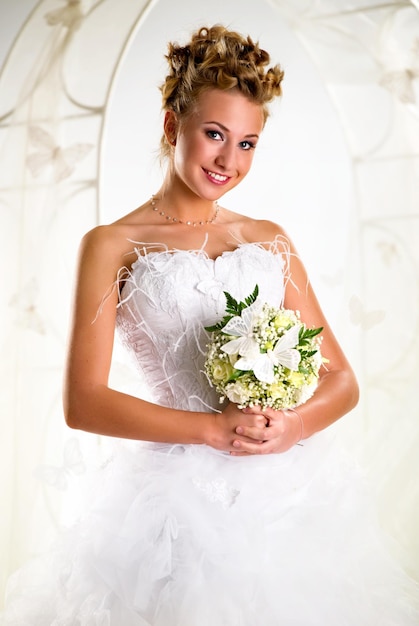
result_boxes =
[160,25,284,159]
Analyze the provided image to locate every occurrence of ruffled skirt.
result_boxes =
[2,431,419,625]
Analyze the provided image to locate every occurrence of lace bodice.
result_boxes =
[116,242,285,412]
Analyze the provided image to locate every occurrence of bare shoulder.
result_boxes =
[251,218,287,241]
[234,214,291,247]
[68,228,138,311]
[80,200,150,244]
[79,221,141,266]
[81,222,130,248]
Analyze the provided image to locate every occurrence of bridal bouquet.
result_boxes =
[204,285,324,409]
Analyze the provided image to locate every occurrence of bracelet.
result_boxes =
[284,408,304,444]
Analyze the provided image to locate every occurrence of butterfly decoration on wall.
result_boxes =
[33,438,86,491]
[9,278,46,334]
[26,126,93,183]
[376,240,400,267]
[379,38,419,104]
[44,0,85,31]
[349,294,386,331]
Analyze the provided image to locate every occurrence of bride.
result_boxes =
[2,24,418,626]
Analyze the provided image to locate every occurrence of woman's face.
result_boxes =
[170,88,265,201]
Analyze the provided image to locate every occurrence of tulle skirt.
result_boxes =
[2,430,419,626]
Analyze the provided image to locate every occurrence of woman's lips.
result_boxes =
[203,168,230,185]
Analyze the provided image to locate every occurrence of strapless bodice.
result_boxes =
[116,243,285,412]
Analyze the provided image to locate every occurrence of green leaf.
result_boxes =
[204,315,233,332]
[245,284,259,307]
[299,349,318,359]
[300,326,323,339]
[204,284,259,332]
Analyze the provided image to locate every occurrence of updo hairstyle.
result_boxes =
[160,25,285,159]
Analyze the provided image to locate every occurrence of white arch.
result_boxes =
[0,0,418,603]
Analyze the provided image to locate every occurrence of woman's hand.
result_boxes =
[229,405,303,456]
[207,402,269,453]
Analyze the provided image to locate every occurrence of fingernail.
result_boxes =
[233,440,241,448]
[236,426,244,434]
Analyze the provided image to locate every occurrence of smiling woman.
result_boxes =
[2,22,419,626]
[160,88,265,214]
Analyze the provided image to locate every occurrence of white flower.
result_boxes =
[210,359,234,383]
[220,300,262,357]
[204,286,323,411]
[225,381,254,405]
[235,324,301,384]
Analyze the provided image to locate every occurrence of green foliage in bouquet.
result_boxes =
[204,285,324,410]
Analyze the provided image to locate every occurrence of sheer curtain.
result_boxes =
[267,0,419,576]
[0,0,157,601]
[1,0,418,606]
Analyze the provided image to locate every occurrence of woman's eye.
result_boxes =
[206,130,222,140]
[239,140,255,151]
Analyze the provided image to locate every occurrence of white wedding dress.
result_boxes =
[2,242,419,625]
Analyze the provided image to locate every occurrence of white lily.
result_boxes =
[220,300,263,358]
[234,324,302,384]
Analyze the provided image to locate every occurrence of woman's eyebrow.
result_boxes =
[203,120,260,139]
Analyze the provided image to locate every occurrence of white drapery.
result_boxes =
[1,0,418,605]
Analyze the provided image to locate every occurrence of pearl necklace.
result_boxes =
[151,195,219,227]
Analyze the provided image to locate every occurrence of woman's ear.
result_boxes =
[164,111,178,146]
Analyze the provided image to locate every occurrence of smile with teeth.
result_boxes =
[205,169,229,183]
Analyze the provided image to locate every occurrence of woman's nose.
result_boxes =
[214,142,235,171]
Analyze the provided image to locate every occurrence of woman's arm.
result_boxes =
[231,225,359,455]
[62,226,262,451]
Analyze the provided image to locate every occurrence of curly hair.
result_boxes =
[159,25,284,159]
